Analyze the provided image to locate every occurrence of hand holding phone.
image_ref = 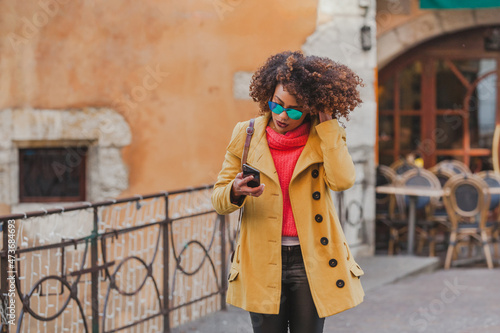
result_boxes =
[242,164,261,188]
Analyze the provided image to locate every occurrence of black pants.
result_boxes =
[249,245,325,333]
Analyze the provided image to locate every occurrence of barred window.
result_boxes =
[19,147,87,202]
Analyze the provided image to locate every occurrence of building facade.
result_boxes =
[2,0,499,259]
[377,0,500,170]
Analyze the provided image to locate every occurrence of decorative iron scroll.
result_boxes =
[0,185,236,333]
[0,178,366,332]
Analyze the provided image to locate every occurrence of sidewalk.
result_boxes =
[169,255,498,333]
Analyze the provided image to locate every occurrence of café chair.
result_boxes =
[424,167,455,255]
[390,168,441,256]
[435,159,471,175]
[428,167,455,224]
[443,174,496,269]
[375,165,400,254]
[389,158,417,175]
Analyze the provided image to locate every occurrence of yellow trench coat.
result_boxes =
[212,113,364,318]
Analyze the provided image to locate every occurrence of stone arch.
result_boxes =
[0,107,131,212]
[377,8,500,69]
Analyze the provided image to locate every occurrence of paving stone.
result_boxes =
[173,255,479,333]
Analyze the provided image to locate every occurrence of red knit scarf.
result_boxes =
[266,122,310,237]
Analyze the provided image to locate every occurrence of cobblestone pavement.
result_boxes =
[173,260,500,333]
[324,269,500,333]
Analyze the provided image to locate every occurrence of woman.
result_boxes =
[212,51,365,333]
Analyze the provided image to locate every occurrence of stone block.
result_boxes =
[94,147,129,200]
[303,18,375,69]
[475,8,500,25]
[60,109,97,141]
[8,152,18,205]
[233,71,253,100]
[12,109,64,141]
[90,108,132,147]
[303,21,341,58]
[395,13,442,47]
[10,108,132,146]
[318,0,373,16]
[354,162,366,182]
[0,168,9,204]
[0,151,10,165]
[58,108,131,146]
[437,10,475,33]
[356,68,376,102]
[377,0,411,15]
[377,29,405,68]
[0,109,13,150]
[346,101,377,148]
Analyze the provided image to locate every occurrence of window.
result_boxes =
[19,147,87,203]
[378,27,500,170]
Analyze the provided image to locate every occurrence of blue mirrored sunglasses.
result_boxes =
[268,101,303,120]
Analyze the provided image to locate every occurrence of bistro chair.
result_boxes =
[389,158,417,175]
[476,171,500,213]
[435,159,471,175]
[476,170,500,257]
[443,174,495,269]
[425,167,455,254]
[375,165,400,254]
[428,167,455,224]
[389,168,442,256]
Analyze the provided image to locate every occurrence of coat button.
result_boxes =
[329,259,337,267]
[320,237,329,245]
[336,279,345,288]
[312,191,321,200]
[315,214,323,223]
[312,169,319,178]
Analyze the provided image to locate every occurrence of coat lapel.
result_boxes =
[291,117,323,182]
[227,113,323,186]
[248,114,280,185]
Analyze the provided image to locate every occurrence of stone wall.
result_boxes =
[0,107,131,214]
[376,0,500,68]
[303,0,377,257]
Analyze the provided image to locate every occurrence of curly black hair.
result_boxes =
[249,51,363,121]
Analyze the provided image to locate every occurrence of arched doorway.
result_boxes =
[378,26,500,172]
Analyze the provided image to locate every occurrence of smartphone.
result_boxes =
[242,164,261,188]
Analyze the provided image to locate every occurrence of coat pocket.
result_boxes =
[228,267,239,282]
[349,262,364,278]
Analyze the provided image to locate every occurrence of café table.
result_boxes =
[376,185,443,255]
[376,185,500,255]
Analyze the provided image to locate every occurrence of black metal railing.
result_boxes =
[0,169,369,333]
[0,185,239,333]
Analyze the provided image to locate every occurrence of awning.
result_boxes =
[420,0,500,9]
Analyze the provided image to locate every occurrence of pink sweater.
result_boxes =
[266,122,310,237]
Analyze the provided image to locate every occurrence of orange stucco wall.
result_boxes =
[1,0,318,197]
